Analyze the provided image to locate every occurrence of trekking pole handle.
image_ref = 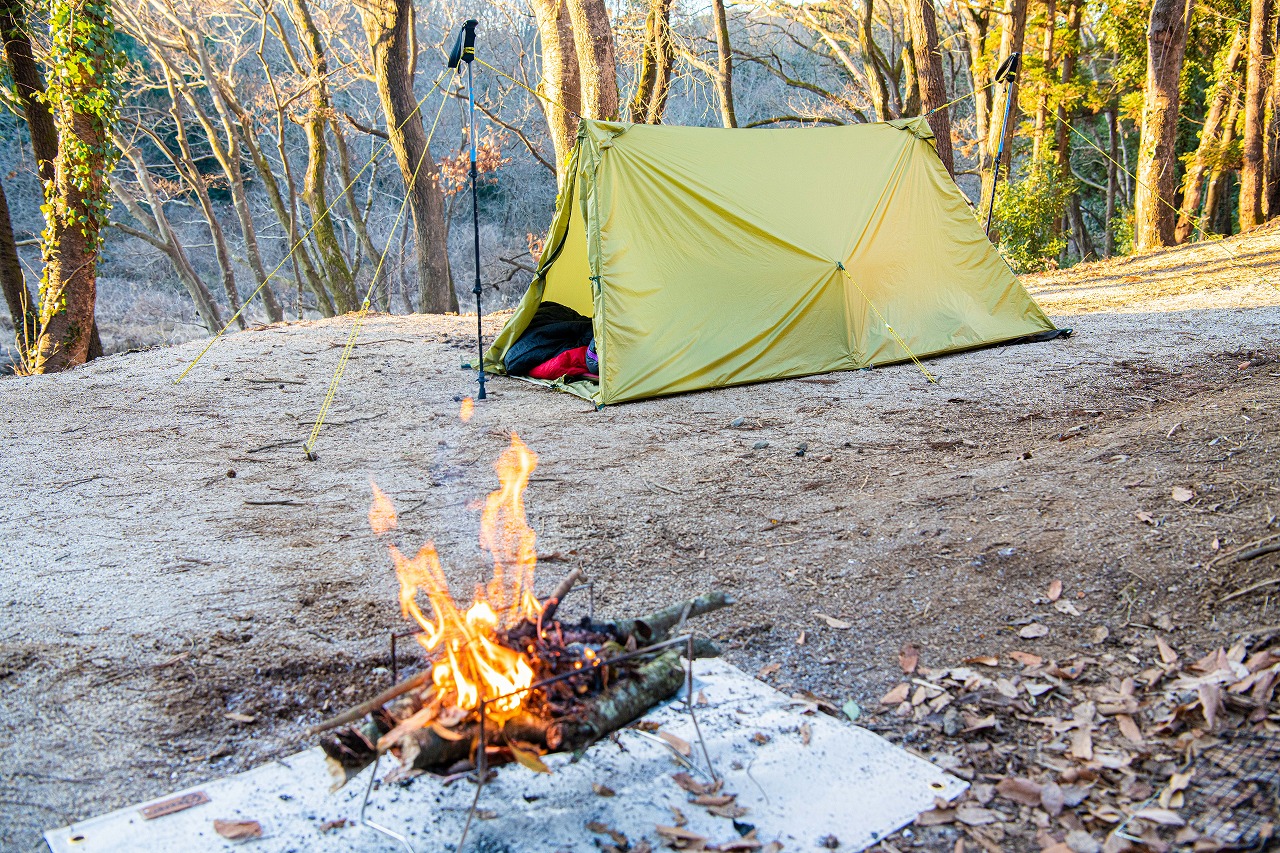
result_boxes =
[448,19,478,69]
[994,51,1021,84]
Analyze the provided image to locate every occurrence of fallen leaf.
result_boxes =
[995,776,1042,807]
[213,820,262,840]
[672,772,721,796]
[1048,580,1063,602]
[707,803,750,818]
[841,699,861,721]
[670,806,687,827]
[915,808,956,826]
[1054,599,1081,616]
[1155,635,1178,665]
[319,818,347,832]
[1135,510,1157,525]
[1115,713,1144,745]
[223,712,256,724]
[1198,682,1222,729]
[1087,626,1110,645]
[955,804,1001,826]
[593,783,616,797]
[1040,781,1065,817]
[657,730,692,756]
[1019,623,1049,639]
[1170,486,1194,503]
[816,613,853,630]
[1133,807,1185,826]
[656,824,709,843]
[1009,651,1043,667]
[506,739,552,774]
[800,722,812,745]
[693,794,736,807]
[756,662,781,680]
[587,820,630,846]
[964,655,1000,667]
[750,731,771,745]
[880,683,911,705]
[1070,702,1095,760]
[900,643,920,674]
[796,631,806,645]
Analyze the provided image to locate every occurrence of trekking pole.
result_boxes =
[984,51,1021,237]
[449,18,486,400]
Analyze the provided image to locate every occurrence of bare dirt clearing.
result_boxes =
[2,228,1279,851]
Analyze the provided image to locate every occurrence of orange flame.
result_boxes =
[372,433,542,721]
[459,397,474,422]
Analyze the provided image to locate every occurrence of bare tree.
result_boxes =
[711,0,737,127]
[1239,0,1272,230]
[357,0,456,313]
[906,0,953,175]
[1175,28,1244,243]
[630,0,676,123]
[1134,0,1191,249]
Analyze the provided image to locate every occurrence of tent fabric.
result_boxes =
[485,116,1058,405]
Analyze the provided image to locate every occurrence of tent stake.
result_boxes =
[984,52,1021,238]
[450,19,486,400]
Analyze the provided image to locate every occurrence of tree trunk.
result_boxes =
[0,180,34,356]
[711,0,737,128]
[630,0,675,123]
[1268,44,1280,218]
[1134,0,1191,250]
[906,0,954,176]
[1175,28,1244,243]
[1201,92,1242,236]
[960,5,991,147]
[856,0,892,121]
[357,0,456,313]
[981,0,1028,213]
[31,0,113,373]
[1032,0,1056,163]
[1239,0,1273,230]
[0,0,57,183]
[566,0,620,120]
[1104,109,1118,257]
[1056,0,1091,259]
[291,0,359,314]
[530,0,582,185]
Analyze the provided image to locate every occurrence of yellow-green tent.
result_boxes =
[485,116,1060,405]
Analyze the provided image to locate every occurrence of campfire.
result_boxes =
[313,434,731,787]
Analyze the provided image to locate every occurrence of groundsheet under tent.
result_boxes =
[45,659,965,852]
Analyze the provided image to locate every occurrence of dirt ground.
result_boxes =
[2,227,1279,851]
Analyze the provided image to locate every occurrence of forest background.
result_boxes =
[1,0,1278,371]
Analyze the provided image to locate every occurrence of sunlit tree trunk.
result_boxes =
[960,4,991,147]
[530,0,582,185]
[711,0,737,127]
[357,0,456,313]
[1239,0,1273,230]
[1267,48,1280,218]
[31,0,117,373]
[1032,0,1056,163]
[1175,29,1244,243]
[1201,93,1242,236]
[567,0,619,121]
[1104,108,1118,257]
[1134,0,1191,250]
[907,0,954,176]
[291,0,359,313]
[630,0,675,123]
[1056,0,1091,259]
[0,0,56,182]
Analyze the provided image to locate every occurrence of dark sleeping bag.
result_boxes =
[505,302,594,376]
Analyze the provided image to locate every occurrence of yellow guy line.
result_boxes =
[475,57,582,119]
[1059,115,1276,292]
[837,262,937,383]
[174,70,451,384]
[302,84,455,459]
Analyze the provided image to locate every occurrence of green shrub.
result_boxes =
[991,158,1074,273]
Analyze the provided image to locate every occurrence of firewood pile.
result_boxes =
[313,583,732,788]
[863,628,1280,852]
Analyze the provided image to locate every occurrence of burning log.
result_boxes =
[318,437,734,789]
[557,647,686,751]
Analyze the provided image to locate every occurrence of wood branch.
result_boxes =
[342,111,389,139]
[745,115,845,128]
[307,670,432,735]
[540,567,584,623]
[613,591,735,644]
[558,647,686,751]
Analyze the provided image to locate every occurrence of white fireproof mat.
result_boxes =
[45,659,965,852]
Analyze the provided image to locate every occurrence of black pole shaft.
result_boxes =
[985,72,1017,236]
[467,60,486,400]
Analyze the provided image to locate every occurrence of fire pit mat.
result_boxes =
[45,659,966,852]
